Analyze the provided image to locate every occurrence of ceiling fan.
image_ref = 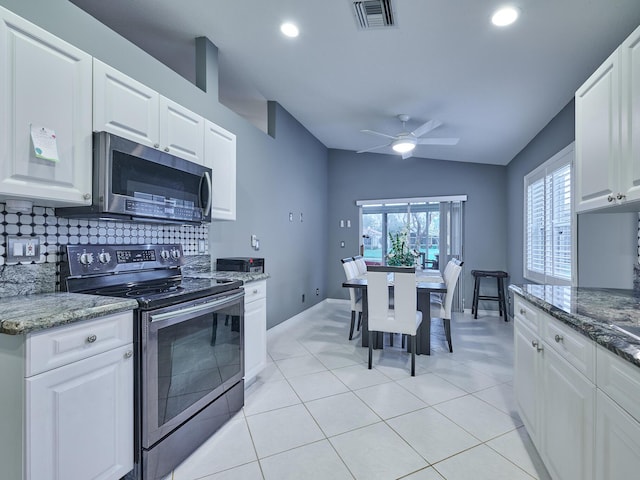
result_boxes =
[357,114,460,159]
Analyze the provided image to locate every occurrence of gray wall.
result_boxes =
[0,0,329,328]
[505,101,576,285]
[327,149,508,309]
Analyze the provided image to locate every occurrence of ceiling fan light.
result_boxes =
[392,139,416,153]
[491,6,520,26]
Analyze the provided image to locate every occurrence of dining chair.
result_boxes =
[341,257,363,340]
[431,260,463,352]
[367,265,422,376]
[352,255,367,276]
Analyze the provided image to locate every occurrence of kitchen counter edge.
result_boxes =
[0,293,139,335]
[184,271,270,284]
[509,284,640,369]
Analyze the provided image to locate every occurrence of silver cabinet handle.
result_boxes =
[154,143,160,148]
[253,289,258,294]
[531,339,543,352]
[607,195,615,202]
[164,147,170,152]
[124,350,133,358]
[87,334,97,343]
[519,308,525,315]
[617,193,626,200]
[83,193,91,200]
[554,334,563,343]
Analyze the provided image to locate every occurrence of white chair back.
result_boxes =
[342,259,361,311]
[353,255,367,275]
[441,262,462,319]
[367,266,420,336]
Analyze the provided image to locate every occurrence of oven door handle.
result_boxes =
[150,291,244,323]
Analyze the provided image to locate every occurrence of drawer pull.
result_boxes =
[252,289,258,294]
[554,334,563,343]
[86,334,97,343]
[531,339,543,352]
[124,350,133,359]
[519,308,525,315]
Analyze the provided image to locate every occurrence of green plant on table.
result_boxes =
[386,230,419,267]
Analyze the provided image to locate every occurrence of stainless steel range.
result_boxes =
[61,244,245,480]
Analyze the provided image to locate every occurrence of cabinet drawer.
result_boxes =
[597,344,640,423]
[543,313,595,382]
[514,296,539,333]
[26,311,133,376]
[244,280,266,303]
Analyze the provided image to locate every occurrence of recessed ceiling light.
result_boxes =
[280,22,299,38]
[491,6,520,27]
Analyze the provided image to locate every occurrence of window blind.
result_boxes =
[524,144,574,285]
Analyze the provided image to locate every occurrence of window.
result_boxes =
[524,143,574,284]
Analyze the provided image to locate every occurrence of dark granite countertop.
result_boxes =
[184,270,270,284]
[0,293,138,335]
[510,284,640,369]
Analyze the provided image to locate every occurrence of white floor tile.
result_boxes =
[387,407,481,464]
[260,440,353,480]
[313,347,366,369]
[275,354,327,378]
[287,370,349,402]
[243,379,301,416]
[200,461,264,480]
[252,362,284,383]
[330,422,428,480]
[433,444,533,480]
[487,427,552,479]
[402,467,446,479]
[354,381,427,419]
[430,364,504,393]
[396,372,468,406]
[473,382,518,418]
[331,363,393,390]
[305,391,381,437]
[246,404,325,458]
[172,415,257,479]
[433,395,521,442]
[267,338,309,361]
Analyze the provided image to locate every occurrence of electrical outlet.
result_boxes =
[7,236,40,263]
[302,293,305,303]
[340,241,345,248]
[289,212,294,221]
[198,239,206,253]
[316,288,320,296]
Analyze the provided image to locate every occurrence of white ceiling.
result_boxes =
[70,0,640,165]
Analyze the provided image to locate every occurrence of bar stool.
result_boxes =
[471,270,508,321]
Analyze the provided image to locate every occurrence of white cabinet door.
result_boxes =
[541,346,595,480]
[513,321,541,444]
[93,58,159,148]
[0,6,92,206]
[244,281,267,385]
[620,25,640,203]
[205,120,236,220]
[26,344,133,480]
[596,389,640,480]
[575,49,620,212]
[159,96,204,165]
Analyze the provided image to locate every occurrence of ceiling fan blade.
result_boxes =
[411,119,442,138]
[360,129,397,140]
[416,137,460,146]
[357,143,390,154]
[401,151,413,160]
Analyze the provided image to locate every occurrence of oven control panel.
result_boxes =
[64,244,184,276]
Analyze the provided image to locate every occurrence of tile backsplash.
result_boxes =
[0,202,209,267]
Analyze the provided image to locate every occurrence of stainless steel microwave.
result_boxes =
[56,132,212,224]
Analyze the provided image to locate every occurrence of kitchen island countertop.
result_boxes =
[0,293,138,335]
[510,284,640,369]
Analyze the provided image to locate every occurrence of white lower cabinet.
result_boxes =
[244,280,267,385]
[0,311,134,480]
[514,297,595,480]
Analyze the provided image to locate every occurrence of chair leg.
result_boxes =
[401,334,406,349]
[473,277,480,319]
[368,331,373,369]
[390,332,394,347]
[357,312,362,330]
[443,318,453,353]
[411,335,416,376]
[349,310,356,340]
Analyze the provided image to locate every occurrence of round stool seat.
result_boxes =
[471,270,508,278]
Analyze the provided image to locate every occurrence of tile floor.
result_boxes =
[164,301,552,480]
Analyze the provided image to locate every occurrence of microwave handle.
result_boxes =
[201,171,212,216]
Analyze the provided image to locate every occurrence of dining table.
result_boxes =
[342,269,446,355]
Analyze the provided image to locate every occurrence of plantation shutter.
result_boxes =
[524,144,574,285]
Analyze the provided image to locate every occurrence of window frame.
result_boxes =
[523,143,576,285]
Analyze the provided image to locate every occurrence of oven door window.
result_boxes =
[145,295,243,444]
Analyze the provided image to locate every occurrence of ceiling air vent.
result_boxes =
[352,0,396,29]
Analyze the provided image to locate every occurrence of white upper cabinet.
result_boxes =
[575,24,640,212]
[0,6,92,207]
[93,59,204,165]
[205,120,236,220]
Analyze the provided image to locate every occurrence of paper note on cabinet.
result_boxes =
[30,125,60,162]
